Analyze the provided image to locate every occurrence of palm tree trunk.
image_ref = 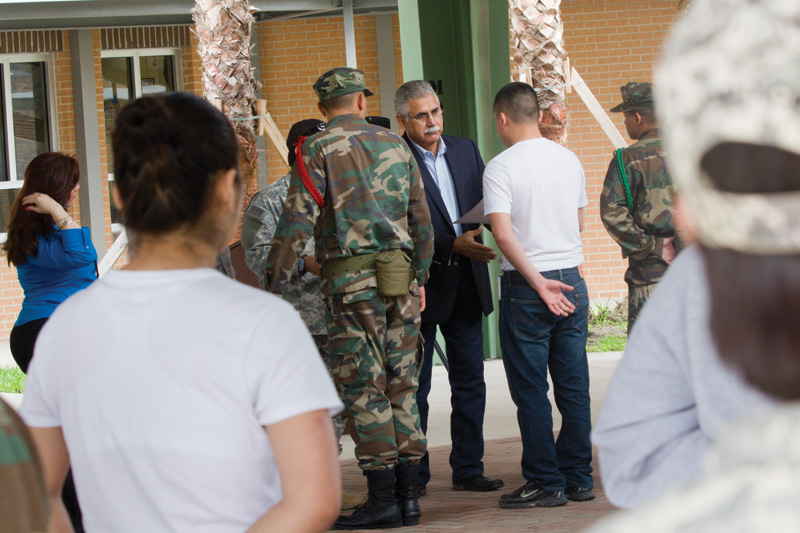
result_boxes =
[509,0,569,145]
[192,0,261,213]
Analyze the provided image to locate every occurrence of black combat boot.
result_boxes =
[394,463,422,526]
[332,468,402,530]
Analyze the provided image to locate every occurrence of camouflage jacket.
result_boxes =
[241,174,326,335]
[265,113,433,296]
[600,129,681,286]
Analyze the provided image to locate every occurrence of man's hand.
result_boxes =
[532,278,575,317]
[419,286,426,313]
[661,237,676,265]
[452,226,497,263]
[301,255,322,276]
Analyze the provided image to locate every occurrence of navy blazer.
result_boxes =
[404,133,494,324]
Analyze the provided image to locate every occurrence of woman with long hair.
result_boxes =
[19,92,342,532]
[4,152,97,374]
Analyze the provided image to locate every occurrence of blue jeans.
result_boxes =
[499,268,593,491]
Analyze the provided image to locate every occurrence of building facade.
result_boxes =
[0,1,679,337]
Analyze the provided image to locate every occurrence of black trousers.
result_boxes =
[9,317,48,374]
[9,316,84,532]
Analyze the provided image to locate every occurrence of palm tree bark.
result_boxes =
[193,0,261,212]
[509,0,569,145]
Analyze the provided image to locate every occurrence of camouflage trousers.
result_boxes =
[312,334,345,455]
[325,289,426,471]
[627,282,658,333]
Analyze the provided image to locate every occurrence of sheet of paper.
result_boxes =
[455,199,489,224]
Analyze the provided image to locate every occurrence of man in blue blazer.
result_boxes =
[395,80,503,494]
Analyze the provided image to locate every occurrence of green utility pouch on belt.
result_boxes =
[375,250,413,297]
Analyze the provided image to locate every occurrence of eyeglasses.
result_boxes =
[407,106,443,123]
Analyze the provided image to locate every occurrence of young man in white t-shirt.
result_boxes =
[483,82,594,509]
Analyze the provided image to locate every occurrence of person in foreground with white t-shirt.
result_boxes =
[20,92,343,533]
[483,82,593,510]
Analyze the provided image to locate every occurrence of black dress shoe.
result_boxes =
[452,474,505,492]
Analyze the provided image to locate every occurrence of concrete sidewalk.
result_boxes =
[0,339,13,367]
[338,352,622,532]
[340,352,622,460]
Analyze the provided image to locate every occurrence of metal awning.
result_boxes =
[0,0,398,31]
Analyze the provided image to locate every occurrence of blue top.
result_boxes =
[15,226,98,327]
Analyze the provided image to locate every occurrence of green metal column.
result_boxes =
[398,0,510,360]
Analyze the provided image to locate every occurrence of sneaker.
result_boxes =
[498,481,568,509]
[565,485,595,502]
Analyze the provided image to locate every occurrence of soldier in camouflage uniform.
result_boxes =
[600,82,681,332]
[265,67,433,530]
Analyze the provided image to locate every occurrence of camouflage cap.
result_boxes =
[657,0,800,254]
[609,82,655,113]
[312,67,374,102]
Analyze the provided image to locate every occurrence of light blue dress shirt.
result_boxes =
[411,137,462,236]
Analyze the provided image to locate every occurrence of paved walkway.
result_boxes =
[337,353,622,532]
[340,438,612,532]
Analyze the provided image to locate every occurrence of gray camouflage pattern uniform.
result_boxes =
[241,173,344,447]
[265,70,433,471]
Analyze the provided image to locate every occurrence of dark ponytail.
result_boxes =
[111,92,240,236]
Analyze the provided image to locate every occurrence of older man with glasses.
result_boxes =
[395,80,503,496]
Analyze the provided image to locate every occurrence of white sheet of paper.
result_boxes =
[455,199,489,224]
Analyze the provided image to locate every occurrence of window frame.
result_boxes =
[101,47,183,235]
[0,52,59,184]
[0,52,58,243]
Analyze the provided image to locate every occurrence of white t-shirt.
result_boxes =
[483,137,588,271]
[20,268,342,533]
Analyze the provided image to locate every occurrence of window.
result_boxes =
[0,54,57,235]
[101,49,181,232]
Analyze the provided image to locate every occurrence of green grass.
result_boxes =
[590,334,627,352]
[587,300,628,353]
[0,365,26,394]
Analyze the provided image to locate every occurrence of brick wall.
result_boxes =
[560,1,679,301]
[257,14,403,183]
[183,30,204,95]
